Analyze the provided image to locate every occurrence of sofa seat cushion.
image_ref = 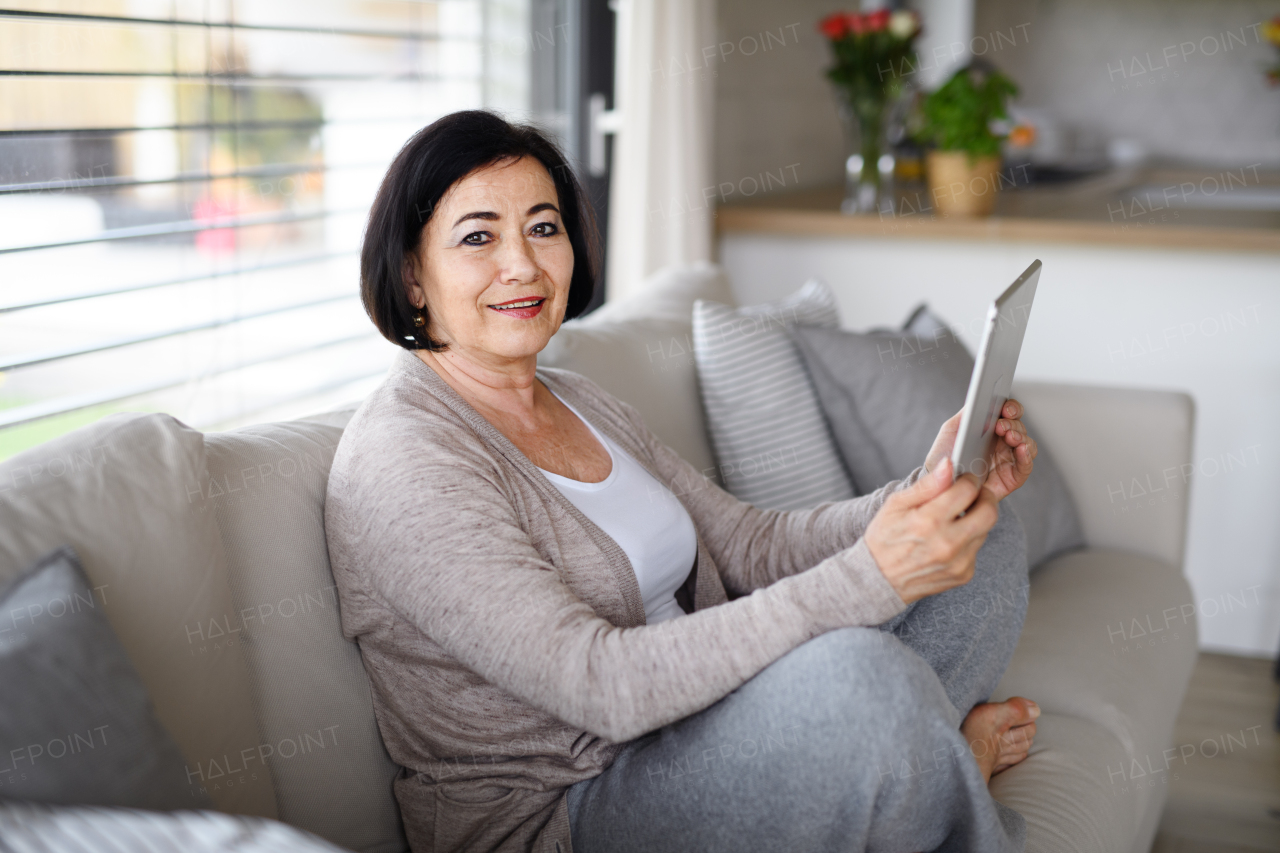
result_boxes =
[202,416,404,853]
[990,712,1132,853]
[989,548,1199,852]
[0,413,277,818]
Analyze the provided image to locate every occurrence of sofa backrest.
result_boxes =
[1013,380,1196,569]
[201,412,405,853]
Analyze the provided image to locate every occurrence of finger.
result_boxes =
[922,470,983,519]
[1009,438,1036,476]
[998,414,1029,440]
[1002,399,1023,419]
[951,487,1000,539]
[898,456,956,509]
[1016,442,1034,471]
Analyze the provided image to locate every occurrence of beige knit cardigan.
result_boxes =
[324,348,921,853]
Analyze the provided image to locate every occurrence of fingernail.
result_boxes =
[934,458,950,481]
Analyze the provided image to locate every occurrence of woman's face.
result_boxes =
[408,156,575,365]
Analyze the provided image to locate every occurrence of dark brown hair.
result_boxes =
[360,110,598,351]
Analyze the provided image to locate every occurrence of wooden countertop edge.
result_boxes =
[716,206,1280,254]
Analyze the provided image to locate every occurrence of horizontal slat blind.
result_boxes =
[0,0,532,460]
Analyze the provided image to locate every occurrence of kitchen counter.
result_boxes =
[717,165,1280,254]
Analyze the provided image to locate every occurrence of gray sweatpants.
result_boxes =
[566,500,1030,853]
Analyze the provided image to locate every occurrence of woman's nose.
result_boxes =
[495,231,540,283]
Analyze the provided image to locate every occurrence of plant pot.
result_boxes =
[926,151,1003,216]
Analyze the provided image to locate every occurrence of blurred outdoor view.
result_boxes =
[0,0,557,461]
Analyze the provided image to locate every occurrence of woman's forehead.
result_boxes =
[439,157,559,212]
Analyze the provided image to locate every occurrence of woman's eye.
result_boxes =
[462,232,489,245]
[531,222,559,237]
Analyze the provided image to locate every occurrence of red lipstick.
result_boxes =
[488,296,545,319]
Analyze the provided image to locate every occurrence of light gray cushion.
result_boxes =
[790,307,1086,569]
[202,416,404,853]
[0,546,208,812]
[0,801,348,852]
[0,413,278,819]
[989,548,1198,853]
[539,263,733,477]
[691,280,855,510]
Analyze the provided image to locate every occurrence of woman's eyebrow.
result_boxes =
[451,210,498,228]
[451,202,558,228]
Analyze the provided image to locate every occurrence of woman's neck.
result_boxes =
[414,346,543,422]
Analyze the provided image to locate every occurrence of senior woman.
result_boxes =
[325,110,1040,853]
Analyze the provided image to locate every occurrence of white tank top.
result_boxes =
[536,393,698,624]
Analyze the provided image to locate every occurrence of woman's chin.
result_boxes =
[473,329,557,364]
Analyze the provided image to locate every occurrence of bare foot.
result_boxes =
[960,696,1040,783]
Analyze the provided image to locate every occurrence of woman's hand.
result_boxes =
[864,458,999,605]
[923,399,1038,503]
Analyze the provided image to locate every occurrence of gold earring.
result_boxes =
[413,313,425,327]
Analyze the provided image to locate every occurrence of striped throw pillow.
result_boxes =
[692,280,855,510]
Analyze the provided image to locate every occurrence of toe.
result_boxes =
[1003,696,1040,726]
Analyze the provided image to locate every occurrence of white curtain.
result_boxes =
[605,0,717,303]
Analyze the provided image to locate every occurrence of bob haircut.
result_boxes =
[360,110,599,351]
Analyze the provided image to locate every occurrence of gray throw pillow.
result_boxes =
[790,306,1086,570]
[0,546,209,811]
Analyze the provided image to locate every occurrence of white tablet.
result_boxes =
[950,260,1041,481]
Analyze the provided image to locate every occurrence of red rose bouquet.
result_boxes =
[819,9,922,211]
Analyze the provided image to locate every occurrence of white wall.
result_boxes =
[721,233,1280,658]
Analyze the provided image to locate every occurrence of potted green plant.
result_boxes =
[916,64,1018,216]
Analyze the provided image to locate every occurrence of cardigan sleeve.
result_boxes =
[333,425,909,745]
[616,397,928,596]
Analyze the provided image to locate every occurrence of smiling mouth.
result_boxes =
[489,297,545,311]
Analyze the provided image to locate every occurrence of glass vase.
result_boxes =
[836,89,890,215]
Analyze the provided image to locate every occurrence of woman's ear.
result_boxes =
[402,253,423,310]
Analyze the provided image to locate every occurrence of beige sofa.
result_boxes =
[0,266,1198,853]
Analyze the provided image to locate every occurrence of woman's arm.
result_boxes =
[332,442,908,745]
[618,400,926,596]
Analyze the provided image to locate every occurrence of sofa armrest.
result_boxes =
[1012,380,1196,569]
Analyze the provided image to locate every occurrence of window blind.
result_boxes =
[0,0,540,461]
